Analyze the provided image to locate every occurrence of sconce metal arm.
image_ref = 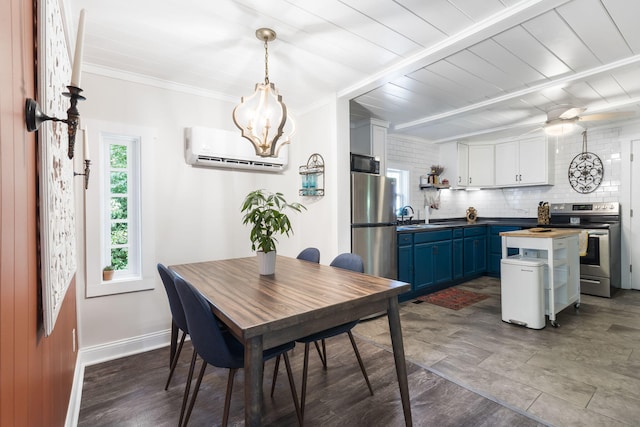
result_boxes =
[25,85,85,160]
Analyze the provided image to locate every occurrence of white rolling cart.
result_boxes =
[500,229,581,328]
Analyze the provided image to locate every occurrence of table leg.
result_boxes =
[245,335,264,426]
[387,297,413,427]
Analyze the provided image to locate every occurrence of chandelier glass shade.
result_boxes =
[233,28,294,157]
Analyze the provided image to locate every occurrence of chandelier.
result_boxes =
[233,28,294,157]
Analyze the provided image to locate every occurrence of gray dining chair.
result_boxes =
[157,264,190,391]
[272,252,373,421]
[174,275,302,427]
[296,247,320,263]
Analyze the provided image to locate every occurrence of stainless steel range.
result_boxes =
[549,202,621,297]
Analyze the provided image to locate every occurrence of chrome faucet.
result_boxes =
[399,205,414,223]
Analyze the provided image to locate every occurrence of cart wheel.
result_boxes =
[574,302,580,309]
[551,320,559,328]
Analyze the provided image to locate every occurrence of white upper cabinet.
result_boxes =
[457,143,469,188]
[439,141,467,188]
[495,137,553,187]
[351,118,389,172]
[468,144,494,187]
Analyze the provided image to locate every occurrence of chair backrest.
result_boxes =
[157,263,188,333]
[173,276,243,369]
[296,247,320,263]
[330,253,364,273]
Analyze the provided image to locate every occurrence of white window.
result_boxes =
[387,168,409,213]
[85,121,156,297]
[103,134,141,279]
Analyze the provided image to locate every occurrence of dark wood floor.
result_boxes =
[78,332,543,426]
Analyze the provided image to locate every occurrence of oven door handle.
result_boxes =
[586,231,607,236]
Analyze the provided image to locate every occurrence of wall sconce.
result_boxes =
[73,128,91,189]
[232,28,294,158]
[25,9,87,162]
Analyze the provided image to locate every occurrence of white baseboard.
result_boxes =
[65,357,84,427]
[65,329,172,427]
[78,328,172,367]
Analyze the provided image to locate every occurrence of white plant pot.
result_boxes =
[257,250,276,275]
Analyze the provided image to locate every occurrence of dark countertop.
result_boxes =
[397,217,539,233]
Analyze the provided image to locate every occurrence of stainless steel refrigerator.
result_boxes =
[351,172,397,279]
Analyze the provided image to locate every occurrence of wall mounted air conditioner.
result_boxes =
[184,126,288,172]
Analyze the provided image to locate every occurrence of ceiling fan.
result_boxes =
[543,105,635,136]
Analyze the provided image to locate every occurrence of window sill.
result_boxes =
[88,276,154,298]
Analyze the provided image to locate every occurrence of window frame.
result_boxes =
[386,167,410,213]
[84,121,156,298]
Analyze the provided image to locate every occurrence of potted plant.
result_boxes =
[241,189,305,275]
[102,265,115,281]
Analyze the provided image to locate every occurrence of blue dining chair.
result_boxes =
[297,247,320,263]
[272,253,373,421]
[157,264,190,392]
[173,276,302,427]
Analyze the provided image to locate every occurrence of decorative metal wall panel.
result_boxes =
[39,0,76,336]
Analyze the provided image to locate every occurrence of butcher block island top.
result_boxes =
[499,228,581,238]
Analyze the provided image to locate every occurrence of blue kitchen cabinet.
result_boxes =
[413,230,453,291]
[463,227,487,277]
[397,233,413,284]
[488,225,521,276]
[452,228,463,280]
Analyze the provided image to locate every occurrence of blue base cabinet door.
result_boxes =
[398,244,413,284]
[452,228,463,280]
[414,240,452,291]
[463,228,487,277]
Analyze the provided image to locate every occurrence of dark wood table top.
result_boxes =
[170,256,409,341]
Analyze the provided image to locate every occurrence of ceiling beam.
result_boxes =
[337,0,572,100]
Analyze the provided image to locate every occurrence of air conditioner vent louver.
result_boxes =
[185,127,288,173]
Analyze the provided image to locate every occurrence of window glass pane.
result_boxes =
[387,168,408,211]
[110,197,128,220]
[111,222,128,245]
[110,172,128,194]
[111,248,128,270]
[110,144,127,168]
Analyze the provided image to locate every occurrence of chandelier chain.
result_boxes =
[264,39,270,85]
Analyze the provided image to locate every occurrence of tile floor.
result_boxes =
[354,277,640,427]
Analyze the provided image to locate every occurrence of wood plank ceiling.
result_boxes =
[67,0,640,142]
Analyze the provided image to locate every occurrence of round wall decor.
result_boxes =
[568,131,603,194]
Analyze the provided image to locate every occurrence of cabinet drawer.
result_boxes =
[414,229,452,244]
[452,228,463,239]
[398,233,413,246]
[464,226,486,237]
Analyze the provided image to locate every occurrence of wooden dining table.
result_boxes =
[170,255,413,426]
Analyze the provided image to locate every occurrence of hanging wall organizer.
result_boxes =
[299,153,324,196]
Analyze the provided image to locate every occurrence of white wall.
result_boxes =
[387,133,440,219]
[76,72,347,351]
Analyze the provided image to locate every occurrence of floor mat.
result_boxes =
[416,288,489,310]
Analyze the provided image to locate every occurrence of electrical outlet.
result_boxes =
[72,328,76,352]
